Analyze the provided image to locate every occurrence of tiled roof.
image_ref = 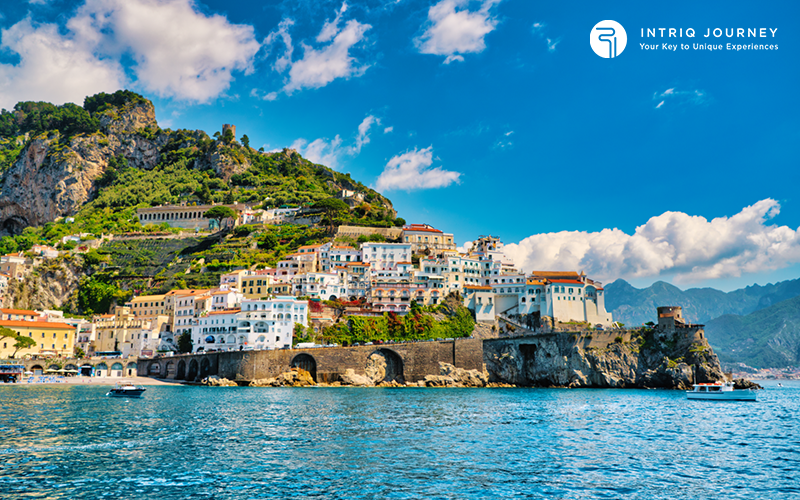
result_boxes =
[0,320,75,329]
[0,308,39,316]
[464,285,492,290]
[549,279,584,285]
[208,308,241,315]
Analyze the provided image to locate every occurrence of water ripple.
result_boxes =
[0,382,798,499]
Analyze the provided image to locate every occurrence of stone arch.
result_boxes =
[30,365,44,375]
[80,364,93,376]
[328,295,337,301]
[110,363,124,377]
[126,362,137,377]
[95,363,108,377]
[176,360,186,380]
[165,361,176,379]
[64,363,78,371]
[291,353,317,382]
[47,364,60,371]
[365,349,404,384]
[148,362,161,377]
[200,357,211,379]
[187,359,199,381]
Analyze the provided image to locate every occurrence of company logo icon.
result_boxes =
[590,20,627,58]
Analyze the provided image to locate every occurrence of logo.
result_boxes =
[591,20,627,58]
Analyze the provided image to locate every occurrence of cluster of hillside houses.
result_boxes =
[1,215,614,361]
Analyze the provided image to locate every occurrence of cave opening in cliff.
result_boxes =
[1,216,28,236]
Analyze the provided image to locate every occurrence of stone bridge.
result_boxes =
[137,338,484,384]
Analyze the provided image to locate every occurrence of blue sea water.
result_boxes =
[0,381,798,499]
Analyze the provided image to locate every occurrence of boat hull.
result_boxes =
[686,391,756,401]
[108,389,146,397]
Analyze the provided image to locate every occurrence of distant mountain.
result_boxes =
[605,278,800,327]
[704,295,800,368]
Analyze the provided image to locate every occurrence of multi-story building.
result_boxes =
[361,242,412,272]
[94,306,167,357]
[136,203,246,230]
[0,253,29,280]
[292,272,346,300]
[127,294,167,322]
[402,224,456,254]
[0,320,77,358]
[237,297,308,350]
[194,308,241,352]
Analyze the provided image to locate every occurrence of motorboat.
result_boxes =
[686,381,757,401]
[107,381,146,397]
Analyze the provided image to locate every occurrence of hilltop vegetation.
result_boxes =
[0,90,401,257]
[0,90,407,315]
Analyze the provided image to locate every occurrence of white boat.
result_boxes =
[107,381,146,398]
[686,382,757,401]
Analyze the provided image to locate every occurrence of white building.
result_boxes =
[361,242,412,271]
[238,297,308,350]
[293,272,346,300]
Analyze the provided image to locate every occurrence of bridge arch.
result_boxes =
[148,362,161,377]
[199,357,212,379]
[187,359,199,381]
[291,353,317,381]
[95,363,108,377]
[126,362,137,377]
[165,361,176,379]
[176,360,186,380]
[30,364,44,376]
[366,349,404,384]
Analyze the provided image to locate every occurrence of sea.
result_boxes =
[0,380,797,499]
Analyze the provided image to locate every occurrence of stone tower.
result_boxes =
[222,124,236,138]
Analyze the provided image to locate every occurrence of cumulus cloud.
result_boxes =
[653,87,707,109]
[264,2,371,96]
[0,18,126,110]
[0,0,260,109]
[383,126,393,134]
[290,114,380,168]
[374,146,462,191]
[416,0,501,63]
[502,199,800,284]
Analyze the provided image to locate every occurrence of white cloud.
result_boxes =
[383,126,394,134]
[265,3,371,95]
[546,37,561,52]
[374,146,462,191]
[291,114,379,168]
[0,0,261,109]
[653,87,707,108]
[416,0,501,63]
[0,18,126,110]
[264,18,295,73]
[291,136,344,168]
[70,0,260,102]
[502,199,800,284]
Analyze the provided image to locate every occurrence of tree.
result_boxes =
[11,335,35,358]
[75,347,86,358]
[393,217,406,227]
[204,206,237,232]
[222,127,235,144]
[223,190,235,204]
[241,134,250,149]
[312,197,349,234]
[259,232,278,250]
[0,326,17,343]
[177,332,193,353]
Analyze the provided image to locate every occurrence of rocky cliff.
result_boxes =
[483,325,725,389]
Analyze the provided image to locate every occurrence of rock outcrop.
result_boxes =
[249,368,315,387]
[423,362,489,387]
[340,368,374,387]
[0,99,169,233]
[484,326,726,389]
[202,375,238,387]
[2,257,81,310]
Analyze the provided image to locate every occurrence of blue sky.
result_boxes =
[1,0,798,291]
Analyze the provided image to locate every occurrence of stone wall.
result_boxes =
[139,338,484,384]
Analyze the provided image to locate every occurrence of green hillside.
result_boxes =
[704,295,800,368]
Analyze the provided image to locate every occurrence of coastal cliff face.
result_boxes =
[0,100,165,232]
[483,326,725,389]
